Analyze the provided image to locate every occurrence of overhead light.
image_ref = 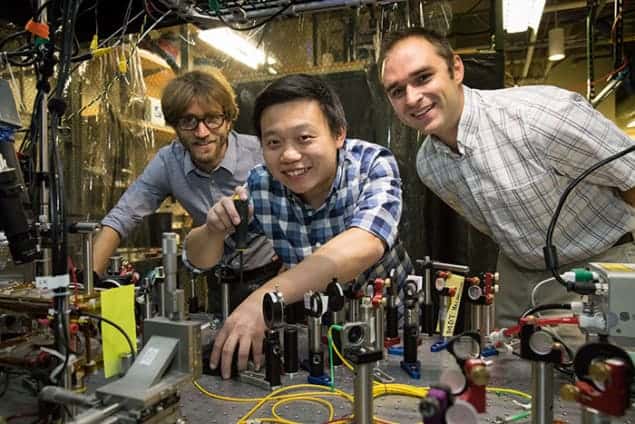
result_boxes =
[503,0,546,33]
[548,27,565,61]
[198,27,276,69]
[627,119,635,129]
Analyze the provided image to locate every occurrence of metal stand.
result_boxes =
[354,362,373,424]
[69,222,100,296]
[401,279,421,379]
[264,329,282,388]
[581,408,612,424]
[341,321,382,424]
[531,362,554,424]
[221,281,230,321]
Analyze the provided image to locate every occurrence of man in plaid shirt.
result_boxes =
[380,28,635,331]
[186,74,412,378]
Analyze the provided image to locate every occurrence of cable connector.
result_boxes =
[570,301,584,315]
[561,268,598,283]
[25,19,49,40]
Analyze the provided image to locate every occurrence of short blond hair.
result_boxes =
[161,69,239,128]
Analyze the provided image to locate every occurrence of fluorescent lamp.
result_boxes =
[503,0,546,33]
[198,28,276,69]
[548,27,565,61]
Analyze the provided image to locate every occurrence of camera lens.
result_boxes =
[348,325,363,345]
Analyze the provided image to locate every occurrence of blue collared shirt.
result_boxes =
[102,131,275,269]
[241,138,412,284]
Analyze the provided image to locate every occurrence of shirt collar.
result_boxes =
[183,131,239,177]
[455,85,478,154]
[427,85,477,157]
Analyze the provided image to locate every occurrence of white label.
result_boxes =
[35,274,70,290]
[139,347,160,366]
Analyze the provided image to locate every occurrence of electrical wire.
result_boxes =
[530,277,557,307]
[79,311,136,361]
[209,0,297,31]
[544,144,635,287]
[271,395,335,422]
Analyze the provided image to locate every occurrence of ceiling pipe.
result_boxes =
[521,27,539,80]
[544,0,612,13]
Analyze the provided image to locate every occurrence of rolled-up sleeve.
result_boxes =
[350,149,403,249]
[101,152,171,239]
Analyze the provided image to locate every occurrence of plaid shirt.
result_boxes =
[239,138,413,285]
[417,85,635,270]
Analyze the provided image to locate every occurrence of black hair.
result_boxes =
[253,73,347,139]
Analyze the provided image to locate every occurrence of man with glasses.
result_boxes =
[93,69,279,312]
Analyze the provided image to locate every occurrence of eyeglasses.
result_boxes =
[176,114,225,131]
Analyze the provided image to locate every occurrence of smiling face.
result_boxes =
[260,99,345,209]
[176,98,231,172]
[382,36,465,147]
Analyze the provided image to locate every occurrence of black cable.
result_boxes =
[520,303,572,320]
[80,312,136,361]
[53,291,71,385]
[211,1,296,31]
[544,144,635,288]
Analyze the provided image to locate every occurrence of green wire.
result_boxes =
[506,411,530,422]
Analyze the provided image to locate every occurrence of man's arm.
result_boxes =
[211,227,385,378]
[184,225,227,269]
[184,186,248,270]
[96,149,173,274]
[92,226,121,276]
[621,186,635,208]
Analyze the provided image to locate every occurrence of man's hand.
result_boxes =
[205,186,251,235]
[210,293,266,379]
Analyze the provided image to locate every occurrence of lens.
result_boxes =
[205,114,224,129]
[177,115,198,130]
[348,325,363,345]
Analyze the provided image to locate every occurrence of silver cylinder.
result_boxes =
[349,298,359,321]
[68,403,121,424]
[108,256,122,275]
[144,286,152,320]
[160,282,166,317]
[162,233,178,293]
[439,297,449,339]
[39,386,96,408]
[354,362,373,424]
[162,233,179,319]
[360,298,375,346]
[470,305,484,348]
[84,233,94,295]
[173,289,186,321]
[581,408,612,424]
[119,352,133,377]
[330,309,345,326]
[221,282,230,321]
[483,304,493,336]
[531,362,554,424]
[309,316,321,353]
[374,306,384,352]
